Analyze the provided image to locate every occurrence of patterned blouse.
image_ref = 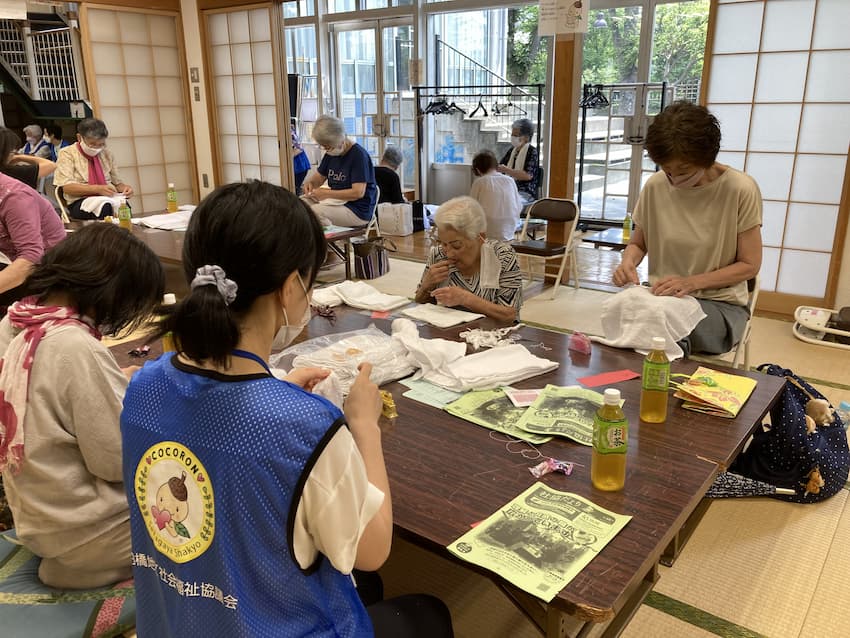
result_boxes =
[420,239,523,315]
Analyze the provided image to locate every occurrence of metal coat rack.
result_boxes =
[412,83,544,200]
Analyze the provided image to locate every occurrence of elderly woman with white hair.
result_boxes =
[302,115,377,227]
[415,196,523,323]
[19,124,53,160]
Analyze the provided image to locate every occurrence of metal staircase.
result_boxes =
[0,11,90,118]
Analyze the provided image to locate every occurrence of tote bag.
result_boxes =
[352,237,397,280]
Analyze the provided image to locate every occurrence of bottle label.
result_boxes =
[642,360,669,391]
[593,417,628,455]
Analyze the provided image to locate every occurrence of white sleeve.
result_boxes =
[292,427,384,572]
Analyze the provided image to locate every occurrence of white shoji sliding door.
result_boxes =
[704,0,850,314]
[205,6,286,186]
[81,6,196,213]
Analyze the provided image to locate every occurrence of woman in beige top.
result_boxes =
[54,118,134,220]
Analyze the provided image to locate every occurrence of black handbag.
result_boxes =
[352,236,397,280]
[411,200,425,232]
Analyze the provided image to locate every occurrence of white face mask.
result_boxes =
[26,137,39,147]
[43,134,51,143]
[324,142,346,157]
[272,273,311,350]
[510,136,524,148]
[79,140,103,157]
[667,168,705,189]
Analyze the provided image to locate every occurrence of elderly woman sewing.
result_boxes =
[497,118,539,204]
[301,115,378,228]
[415,196,523,323]
[54,118,134,220]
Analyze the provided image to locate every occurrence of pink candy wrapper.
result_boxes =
[529,458,575,478]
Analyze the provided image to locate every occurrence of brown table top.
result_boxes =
[112,307,782,625]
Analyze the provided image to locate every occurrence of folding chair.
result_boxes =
[510,198,581,300]
[364,184,381,239]
[696,276,760,370]
[54,185,71,223]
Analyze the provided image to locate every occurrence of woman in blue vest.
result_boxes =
[121,181,453,638]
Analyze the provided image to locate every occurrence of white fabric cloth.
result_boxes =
[470,172,523,241]
[592,285,707,360]
[133,209,193,230]
[80,195,124,216]
[314,281,410,312]
[401,304,484,328]
[391,319,557,391]
[479,242,501,290]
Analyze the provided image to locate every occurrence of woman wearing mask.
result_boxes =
[121,181,453,637]
[19,124,52,160]
[0,127,56,189]
[497,118,539,204]
[302,115,378,227]
[613,101,762,356]
[54,118,134,220]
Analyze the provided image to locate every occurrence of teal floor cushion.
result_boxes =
[0,531,135,638]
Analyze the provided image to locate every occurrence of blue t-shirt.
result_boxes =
[317,143,377,221]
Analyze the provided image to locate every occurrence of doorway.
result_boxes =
[333,21,417,191]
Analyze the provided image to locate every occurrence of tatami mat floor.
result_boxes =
[357,241,850,638]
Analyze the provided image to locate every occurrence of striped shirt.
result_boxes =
[421,239,523,315]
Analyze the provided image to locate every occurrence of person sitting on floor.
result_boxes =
[54,118,134,220]
[375,146,406,205]
[470,149,523,242]
[19,124,52,160]
[497,118,539,204]
[121,180,453,637]
[0,223,164,588]
[612,101,762,356]
[0,127,56,190]
[415,196,523,323]
[302,115,378,228]
[0,171,66,308]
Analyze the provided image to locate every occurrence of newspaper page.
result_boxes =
[516,385,608,446]
[444,389,553,445]
[448,482,632,602]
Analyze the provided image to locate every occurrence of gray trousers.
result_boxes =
[681,298,750,356]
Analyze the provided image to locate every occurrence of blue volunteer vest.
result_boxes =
[121,354,374,637]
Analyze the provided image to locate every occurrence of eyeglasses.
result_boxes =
[438,239,466,251]
[81,137,107,149]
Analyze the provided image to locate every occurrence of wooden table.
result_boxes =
[113,309,783,637]
[69,219,367,282]
[583,228,628,251]
[271,309,784,636]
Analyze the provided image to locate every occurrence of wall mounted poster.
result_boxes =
[539,0,589,35]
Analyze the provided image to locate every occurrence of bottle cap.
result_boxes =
[168,182,175,188]
[651,337,666,350]
[162,293,177,305]
[603,388,621,405]
[839,401,850,411]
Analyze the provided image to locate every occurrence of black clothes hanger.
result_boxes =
[469,95,488,117]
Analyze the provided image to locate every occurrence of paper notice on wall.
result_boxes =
[0,1,26,20]
[539,0,589,35]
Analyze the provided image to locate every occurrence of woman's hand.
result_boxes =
[652,275,697,298]
[431,285,472,308]
[284,366,330,392]
[421,260,450,290]
[98,184,118,196]
[613,262,639,287]
[344,362,382,436]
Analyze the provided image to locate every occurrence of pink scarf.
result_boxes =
[0,301,101,474]
[76,142,107,186]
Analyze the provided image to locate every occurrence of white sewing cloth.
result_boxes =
[401,304,484,328]
[479,242,501,290]
[390,319,557,391]
[132,210,193,231]
[591,285,707,360]
[80,195,124,216]
[314,281,410,312]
